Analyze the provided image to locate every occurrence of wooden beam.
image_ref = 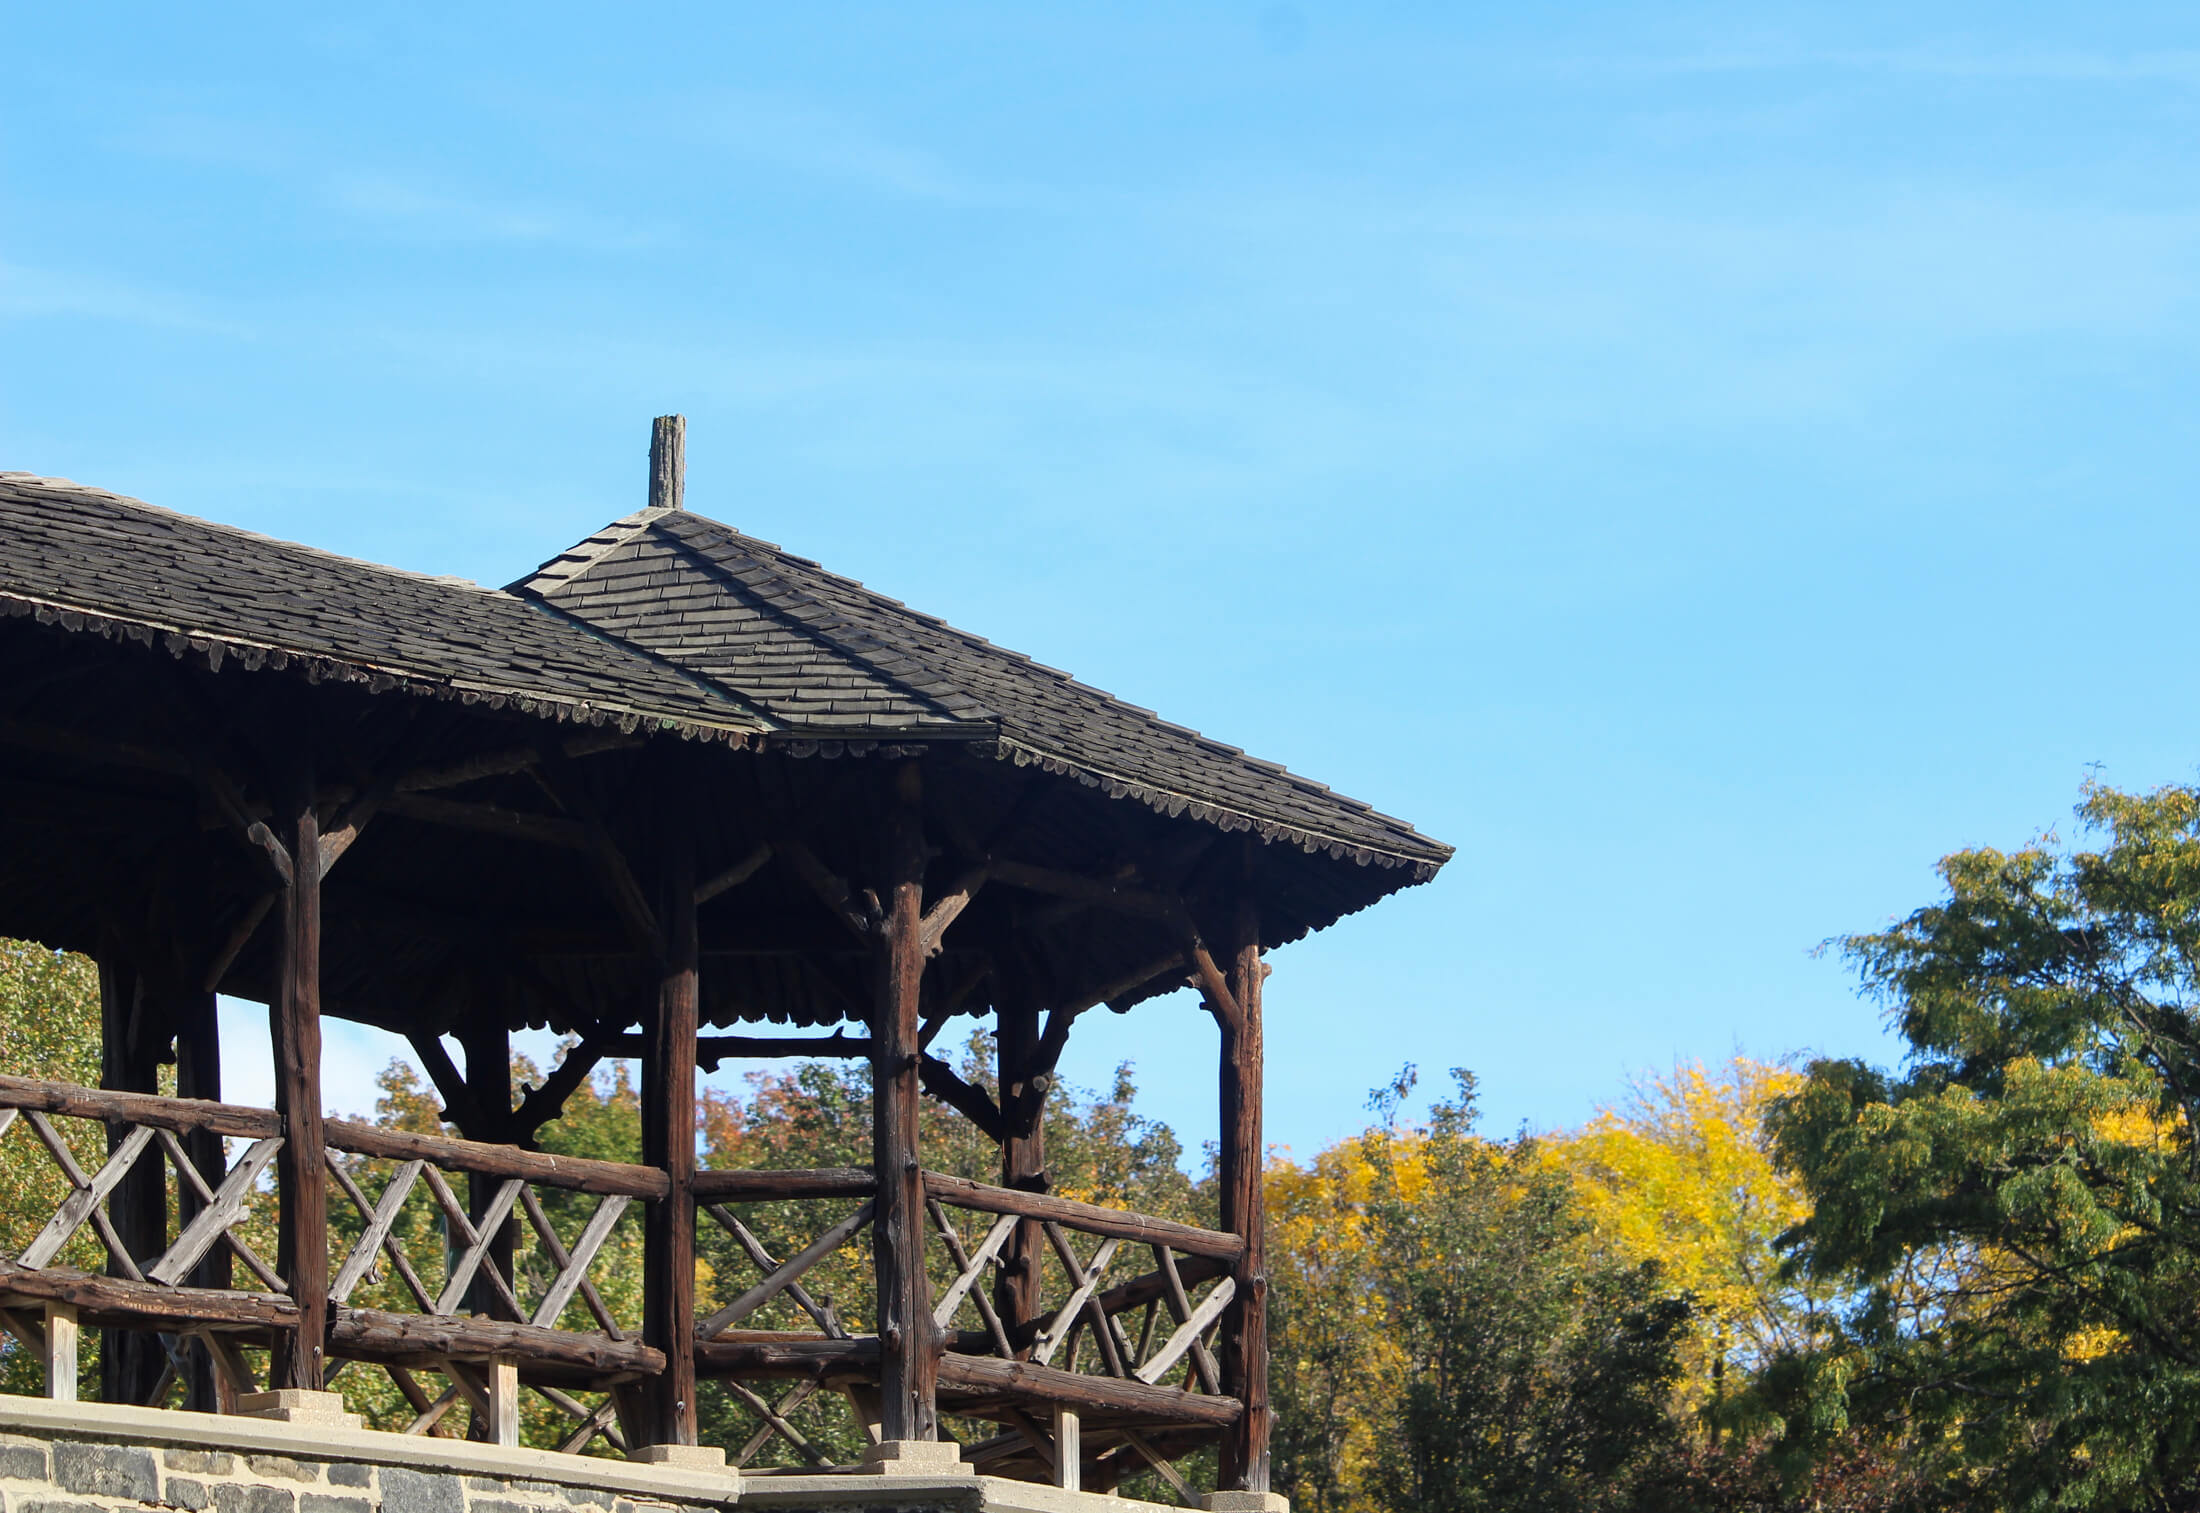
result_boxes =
[640,814,699,1446]
[697,843,773,905]
[1217,887,1270,1494]
[0,1076,280,1139]
[918,864,989,957]
[171,986,229,1411]
[381,793,591,852]
[919,1054,1005,1142]
[98,956,167,1407]
[325,1119,669,1199]
[988,860,1179,922]
[270,793,328,1392]
[921,1173,1243,1262]
[691,1167,877,1202]
[874,763,936,1441]
[995,1001,1047,1354]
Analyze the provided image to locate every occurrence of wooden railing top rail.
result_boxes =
[921,1172,1244,1262]
[324,1120,668,1200]
[0,1074,280,1139]
[692,1166,877,1201]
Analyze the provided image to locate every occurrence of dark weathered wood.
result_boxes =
[922,1173,1244,1262]
[1154,1246,1222,1396]
[457,1016,518,1337]
[704,1205,845,1339]
[919,1053,1005,1142]
[691,1167,877,1201]
[1088,1251,1229,1323]
[0,1261,291,1335]
[697,842,773,905]
[0,1076,280,1139]
[1217,889,1269,1493]
[987,861,1179,922]
[99,957,167,1406]
[937,1352,1243,1427]
[270,797,327,1392]
[328,1306,663,1380]
[994,1000,1048,1355]
[171,987,228,1412]
[324,1120,669,1199]
[696,1331,880,1380]
[381,793,591,852]
[696,1199,874,1340]
[875,762,936,1441]
[641,818,699,1446]
[605,1030,873,1068]
[649,415,685,511]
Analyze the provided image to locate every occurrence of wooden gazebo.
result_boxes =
[0,421,1448,1500]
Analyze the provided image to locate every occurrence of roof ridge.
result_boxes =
[504,505,670,596]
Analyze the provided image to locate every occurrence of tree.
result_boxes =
[1764,779,2200,1511]
[0,940,104,1397]
[1551,1059,1831,1409]
[1270,1068,1695,1513]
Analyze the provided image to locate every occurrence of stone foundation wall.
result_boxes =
[0,1433,720,1513]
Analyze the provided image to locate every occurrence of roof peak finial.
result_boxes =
[648,415,685,512]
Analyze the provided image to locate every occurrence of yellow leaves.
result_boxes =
[1542,1058,1815,1406]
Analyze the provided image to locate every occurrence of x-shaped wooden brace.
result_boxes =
[696,1200,874,1340]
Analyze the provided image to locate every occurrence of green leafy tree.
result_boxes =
[1763,779,2200,1512]
[0,940,104,1397]
[1358,1068,1694,1513]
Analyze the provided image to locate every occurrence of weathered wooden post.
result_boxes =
[172,985,228,1411]
[269,790,329,1396]
[98,955,167,1405]
[870,761,948,1465]
[993,998,1047,1350]
[1216,892,1273,1500]
[639,779,703,1455]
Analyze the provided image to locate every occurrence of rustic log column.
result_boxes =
[458,1013,517,1331]
[993,999,1047,1350]
[98,956,167,1405]
[172,986,228,1412]
[640,825,699,1448]
[1217,894,1270,1493]
[874,763,937,1441]
[270,797,329,1392]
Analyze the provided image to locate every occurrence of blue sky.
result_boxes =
[10,3,2200,1161]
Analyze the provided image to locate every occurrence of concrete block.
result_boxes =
[858,1440,971,1476]
[1203,1494,1290,1513]
[623,1449,724,1474]
[234,1395,361,1431]
[53,1442,159,1502]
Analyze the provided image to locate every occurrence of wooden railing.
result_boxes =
[0,1076,1240,1493]
[689,1164,1242,1494]
[0,1077,658,1450]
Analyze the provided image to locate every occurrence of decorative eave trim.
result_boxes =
[0,590,763,748]
[982,735,1451,880]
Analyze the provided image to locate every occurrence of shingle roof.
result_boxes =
[514,507,1450,873]
[0,475,765,742]
[0,473,1445,876]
